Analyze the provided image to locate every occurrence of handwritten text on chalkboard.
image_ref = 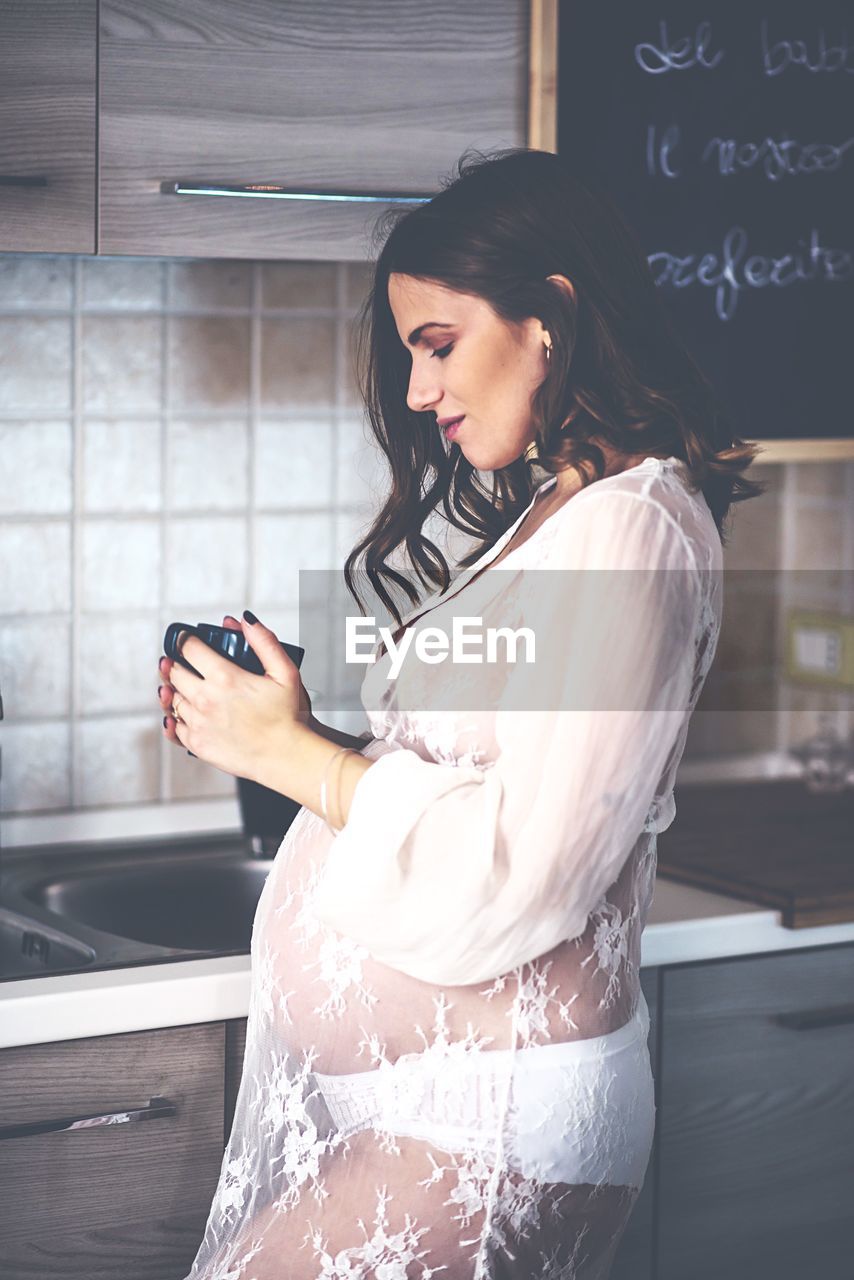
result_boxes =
[633,19,853,319]
[634,20,854,75]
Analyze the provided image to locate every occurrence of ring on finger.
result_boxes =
[172,694,185,723]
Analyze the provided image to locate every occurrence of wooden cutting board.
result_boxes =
[656,780,854,928]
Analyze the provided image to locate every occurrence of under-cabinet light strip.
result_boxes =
[162,182,433,204]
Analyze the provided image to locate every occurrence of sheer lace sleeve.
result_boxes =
[311,488,702,986]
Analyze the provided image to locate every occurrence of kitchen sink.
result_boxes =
[0,833,271,978]
[21,859,270,951]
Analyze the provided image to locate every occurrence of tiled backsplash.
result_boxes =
[0,253,852,832]
[0,255,392,823]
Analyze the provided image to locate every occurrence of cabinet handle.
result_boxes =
[0,176,48,187]
[160,180,431,205]
[773,1002,854,1031]
[0,1094,176,1141]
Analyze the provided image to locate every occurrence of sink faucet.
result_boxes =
[788,715,853,793]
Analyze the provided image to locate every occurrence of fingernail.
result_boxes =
[163,715,168,727]
[243,609,258,625]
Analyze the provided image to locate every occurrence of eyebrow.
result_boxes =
[405,322,455,347]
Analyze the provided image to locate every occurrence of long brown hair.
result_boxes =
[344,147,764,629]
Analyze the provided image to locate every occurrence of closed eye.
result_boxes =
[430,344,453,360]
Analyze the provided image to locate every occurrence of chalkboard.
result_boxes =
[557,0,854,443]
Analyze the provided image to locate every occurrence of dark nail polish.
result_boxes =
[157,685,163,697]
[163,715,168,727]
[243,609,258,625]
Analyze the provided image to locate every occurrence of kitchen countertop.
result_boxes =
[4,875,854,1049]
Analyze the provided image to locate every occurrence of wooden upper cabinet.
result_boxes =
[0,0,96,253]
[99,0,531,260]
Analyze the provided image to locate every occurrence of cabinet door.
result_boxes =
[609,967,659,1280]
[99,0,528,259]
[0,0,96,252]
[657,944,854,1280]
[0,1023,226,1280]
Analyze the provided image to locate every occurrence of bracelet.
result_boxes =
[320,745,358,834]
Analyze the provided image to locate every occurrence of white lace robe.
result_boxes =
[184,457,723,1279]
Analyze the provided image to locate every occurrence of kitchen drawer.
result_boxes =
[98,0,528,259]
[0,1022,226,1279]
[657,943,854,1280]
[0,0,97,252]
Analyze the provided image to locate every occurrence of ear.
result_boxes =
[546,274,576,305]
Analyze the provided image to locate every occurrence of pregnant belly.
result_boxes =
[253,801,635,1076]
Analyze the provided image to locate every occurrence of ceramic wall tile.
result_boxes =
[0,316,72,411]
[0,618,72,719]
[73,715,160,807]
[0,256,72,308]
[260,317,336,409]
[79,614,162,714]
[83,419,162,513]
[254,418,333,509]
[0,522,71,614]
[167,417,249,511]
[167,260,252,311]
[81,520,160,611]
[1,721,71,811]
[260,261,336,310]
[168,316,250,411]
[254,512,333,610]
[164,517,248,608]
[82,316,162,413]
[0,420,72,514]
[81,258,164,310]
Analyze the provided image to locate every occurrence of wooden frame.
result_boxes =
[528,0,558,153]
[526,2,853,463]
[749,439,854,464]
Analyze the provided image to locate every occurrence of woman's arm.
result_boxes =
[309,489,703,986]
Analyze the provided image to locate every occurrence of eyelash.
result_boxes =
[429,344,453,360]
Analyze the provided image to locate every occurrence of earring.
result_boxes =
[544,338,552,362]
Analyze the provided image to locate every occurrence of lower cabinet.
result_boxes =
[656,943,854,1280]
[0,1023,226,1280]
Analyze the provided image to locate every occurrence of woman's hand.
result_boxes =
[157,611,313,781]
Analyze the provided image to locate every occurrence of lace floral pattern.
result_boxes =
[183,459,722,1279]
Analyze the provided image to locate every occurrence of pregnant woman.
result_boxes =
[159,149,762,1279]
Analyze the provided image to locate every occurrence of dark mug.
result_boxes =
[163,621,303,677]
[163,621,307,855]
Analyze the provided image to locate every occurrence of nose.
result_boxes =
[406,358,442,415]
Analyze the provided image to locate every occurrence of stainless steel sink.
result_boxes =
[21,859,270,951]
[0,833,270,978]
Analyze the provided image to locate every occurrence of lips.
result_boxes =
[441,416,464,439]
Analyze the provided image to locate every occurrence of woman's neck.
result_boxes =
[549,446,669,503]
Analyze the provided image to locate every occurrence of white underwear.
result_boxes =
[313,994,655,1188]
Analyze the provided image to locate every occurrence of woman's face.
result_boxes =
[387,272,561,472]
